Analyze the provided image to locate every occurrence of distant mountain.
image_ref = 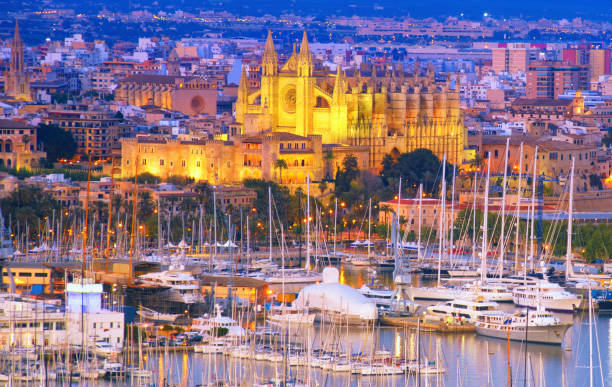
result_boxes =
[1,0,611,20]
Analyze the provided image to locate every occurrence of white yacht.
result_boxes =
[474,307,571,345]
[267,305,315,325]
[426,297,501,323]
[406,285,468,301]
[358,284,394,307]
[138,265,201,304]
[264,268,323,284]
[512,281,581,312]
[463,281,513,302]
[191,305,245,337]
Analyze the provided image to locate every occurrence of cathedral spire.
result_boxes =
[238,64,248,95]
[297,30,313,77]
[332,67,345,105]
[262,30,278,76]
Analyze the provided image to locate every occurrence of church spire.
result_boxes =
[297,30,313,77]
[238,64,248,96]
[332,67,345,105]
[5,19,30,101]
[262,30,278,76]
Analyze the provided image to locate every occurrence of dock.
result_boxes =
[379,315,476,334]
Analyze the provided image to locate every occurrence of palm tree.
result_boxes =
[379,204,392,225]
[274,159,288,184]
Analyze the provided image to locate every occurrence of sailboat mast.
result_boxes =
[514,143,524,274]
[396,177,402,261]
[213,190,217,259]
[498,137,510,277]
[367,198,372,258]
[529,146,538,272]
[481,157,490,283]
[268,186,273,263]
[106,159,115,273]
[81,156,92,277]
[129,156,139,283]
[437,154,447,287]
[449,164,456,267]
[157,196,162,252]
[333,198,338,257]
[306,175,311,269]
[472,169,478,268]
[417,183,422,262]
[566,157,575,281]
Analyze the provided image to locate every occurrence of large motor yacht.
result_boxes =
[512,280,581,312]
[426,297,501,323]
[474,307,571,345]
[138,265,201,305]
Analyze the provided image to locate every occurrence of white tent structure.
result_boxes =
[293,267,377,323]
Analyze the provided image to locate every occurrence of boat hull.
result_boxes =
[475,323,570,345]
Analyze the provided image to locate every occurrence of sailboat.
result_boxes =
[406,155,470,301]
[259,177,322,284]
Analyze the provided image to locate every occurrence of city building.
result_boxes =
[491,44,532,75]
[43,104,132,157]
[3,21,31,101]
[120,131,326,185]
[377,198,459,232]
[115,74,217,116]
[236,31,466,167]
[0,119,46,169]
[526,61,589,99]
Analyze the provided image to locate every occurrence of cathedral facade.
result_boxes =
[4,21,31,101]
[236,31,466,167]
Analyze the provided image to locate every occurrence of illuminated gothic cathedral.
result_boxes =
[236,31,466,167]
[4,21,31,101]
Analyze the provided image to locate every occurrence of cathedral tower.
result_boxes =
[260,30,279,129]
[4,20,31,101]
[296,31,314,137]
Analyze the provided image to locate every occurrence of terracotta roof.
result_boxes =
[0,119,33,129]
[512,98,572,107]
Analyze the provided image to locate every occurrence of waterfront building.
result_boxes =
[236,31,466,166]
[0,294,66,349]
[3,21,31,101]
[1,263,59,294]
[65,278,124,350]
[377,198,460,232]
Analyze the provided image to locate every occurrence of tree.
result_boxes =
[603,131,612,147]
[589,174,603,190]
[335,154,359,195]
[36,124,77,163]
[274,159,288,184]
[379,148,452,198]
[323,151,335,180]
[0,186,61,238]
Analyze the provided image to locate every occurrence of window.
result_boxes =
[160,159,164,166]
[280,143,284,150]
[34,273,48,278]
[181,160,186,167]
[196,161,200,167]
[19,272,32,277]
[55,322,65,330]
[142,158,147,165]
[301,160,305,166]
